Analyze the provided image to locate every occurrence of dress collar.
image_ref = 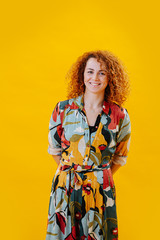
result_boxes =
[73,93,110,116]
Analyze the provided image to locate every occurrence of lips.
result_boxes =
[89,82,101,86]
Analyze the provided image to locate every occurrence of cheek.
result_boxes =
[102,78,108,86]
[83,78,88,87]
[84,75,90,83]
[83,73,87,82]
[104,77,108,84]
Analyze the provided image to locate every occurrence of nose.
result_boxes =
[92,73,99,81]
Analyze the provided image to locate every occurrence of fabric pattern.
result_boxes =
[46,93,131,240]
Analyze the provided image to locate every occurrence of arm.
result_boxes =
[111,108,131,174]
[47,101,63,163]
[110,162,121,175]
[52,155,61,165]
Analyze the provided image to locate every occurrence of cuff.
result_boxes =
[47,146,62,156]
[112,154,128,166]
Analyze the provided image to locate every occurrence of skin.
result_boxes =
[52,155,61,165]
[83,58,121,174]
[52,57,121,174]
[83,57,108,100]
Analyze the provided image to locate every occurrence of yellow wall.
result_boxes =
[0,0,159,239]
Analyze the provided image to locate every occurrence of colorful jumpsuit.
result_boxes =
[45,93,131,240]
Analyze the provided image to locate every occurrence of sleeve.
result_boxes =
[47,101,63,156]
[112,108,131,166]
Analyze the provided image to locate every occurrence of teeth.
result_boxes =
[90,83,100,86]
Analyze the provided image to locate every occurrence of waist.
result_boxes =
[59,161,111,173]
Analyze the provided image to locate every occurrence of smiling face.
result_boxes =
[83,57,108,95]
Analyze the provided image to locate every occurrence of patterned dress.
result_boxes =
[46,93,131,240]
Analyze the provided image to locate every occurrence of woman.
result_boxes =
[46,50,131,240]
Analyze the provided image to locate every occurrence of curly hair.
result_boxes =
[65,50,130,107]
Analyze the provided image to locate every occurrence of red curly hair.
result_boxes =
[65,50,130,107]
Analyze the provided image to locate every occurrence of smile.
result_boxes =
[89,82,101,86]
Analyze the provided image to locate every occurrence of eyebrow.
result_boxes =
[87,68,107,72]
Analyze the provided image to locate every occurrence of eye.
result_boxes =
[99,72,105,75]
[87,71,93,74]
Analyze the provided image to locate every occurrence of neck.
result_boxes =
[83,91,105,109]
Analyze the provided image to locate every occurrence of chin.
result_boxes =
[86,88,104,94]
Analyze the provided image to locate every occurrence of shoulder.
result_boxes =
[112,102,128,119]
[110,103,131,131]
[104,100,128,120]
[103,101,130,130]
[57,96,77,111]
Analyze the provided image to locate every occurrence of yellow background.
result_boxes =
[0,0,159,239]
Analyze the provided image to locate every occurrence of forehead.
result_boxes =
[85,57,106,69]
